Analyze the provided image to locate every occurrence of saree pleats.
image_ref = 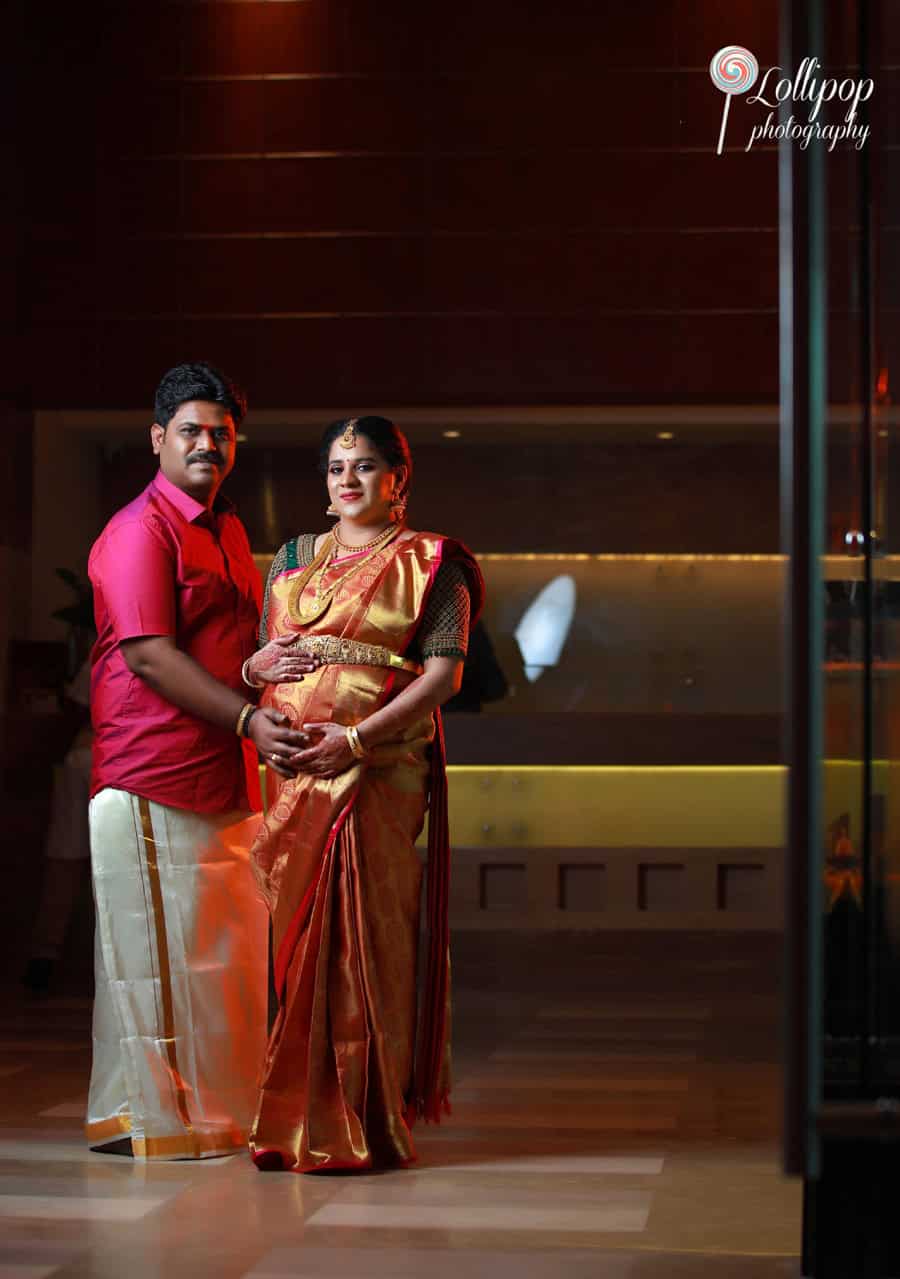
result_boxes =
[249,532,480,1172]
[254,780,425,1169]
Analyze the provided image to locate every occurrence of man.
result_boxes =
[86,362,306,1160]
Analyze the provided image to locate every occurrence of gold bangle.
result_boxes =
[235,702,255,738]
[346,723,368,760]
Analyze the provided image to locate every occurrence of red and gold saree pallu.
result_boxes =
[249,532,481,1173]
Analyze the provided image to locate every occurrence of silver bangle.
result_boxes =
[242,657,264,689]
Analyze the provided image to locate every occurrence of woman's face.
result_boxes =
[326,434,403,524]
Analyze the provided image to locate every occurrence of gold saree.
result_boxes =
[249,531,481,1173]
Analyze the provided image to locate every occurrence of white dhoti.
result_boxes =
[86,788,268,1160]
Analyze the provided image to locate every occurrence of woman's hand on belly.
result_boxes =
[251,635,321,685]
[288,720,355,778]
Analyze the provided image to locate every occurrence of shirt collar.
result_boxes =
[151,469,235,524]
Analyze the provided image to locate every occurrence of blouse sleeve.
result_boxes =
[258,542,289,648]
[413,559,472,661]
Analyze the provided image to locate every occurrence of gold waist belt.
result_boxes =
[293,633,423,676]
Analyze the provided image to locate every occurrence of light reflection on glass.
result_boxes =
[514,574,577,682]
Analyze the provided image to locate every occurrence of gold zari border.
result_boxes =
[132,1129,246,1160]
[85,1114,132,1142]
[138,797,194,1136]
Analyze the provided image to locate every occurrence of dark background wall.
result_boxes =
[100,439,781,553]
[21,0,784,412]
[2,3,29,570]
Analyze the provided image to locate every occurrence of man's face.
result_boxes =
[150,400,237,503]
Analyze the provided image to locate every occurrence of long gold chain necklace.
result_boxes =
[288,523,400,626]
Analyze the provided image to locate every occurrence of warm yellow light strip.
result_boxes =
[446,764,785,774]
[474,553,785,562]
[473,554,900,570]
[441,764,787,847]
[254,551,885,567]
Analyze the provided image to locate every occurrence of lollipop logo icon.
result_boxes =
[710,45,759,154]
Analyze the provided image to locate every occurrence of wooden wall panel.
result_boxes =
[676,0,779,66]
[180,160,268,234]
[882,70,900,146]
[249,316,428,401]
[180,82,268,155]
[91,322,183,406]
[673,151,778,227]
[429,153,679,233]
[429,73,677,150]
[180,3,340,77]
[433,0,678,72]
[96,157,182,235]
[23,0,784,410]
[338,0,428,74]
[98,4,181,70]
[670,233,778,311]
[426,236,573,311]
[263,78,427,153]
[261,157,426,232]
[168,237,428,316]
[36,311,781,410]
[98,81,182,157]
[255,237,427,312]
[423,315,778,402]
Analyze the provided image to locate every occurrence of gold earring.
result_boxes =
[390,492,408,522]
[325,501,339,517]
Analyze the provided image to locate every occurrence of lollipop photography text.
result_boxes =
[710,46,874,154]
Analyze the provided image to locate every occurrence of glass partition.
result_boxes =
[786,0,900,1199]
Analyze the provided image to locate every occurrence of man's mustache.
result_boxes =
[189,452,223,466]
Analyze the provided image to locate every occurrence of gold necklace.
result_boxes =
[331,521,396,554]
[288,524,401,626]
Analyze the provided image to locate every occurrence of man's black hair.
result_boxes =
[154,362,247,430]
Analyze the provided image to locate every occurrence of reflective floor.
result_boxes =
[0,932,801,1278]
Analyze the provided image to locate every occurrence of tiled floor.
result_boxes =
[0,932,802,1278]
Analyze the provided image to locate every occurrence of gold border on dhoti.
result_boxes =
[85,1114,132,1142]
[132,1129,246,1160]
[138,797,194,1136]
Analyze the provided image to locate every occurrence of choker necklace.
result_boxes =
[331,522,396,554]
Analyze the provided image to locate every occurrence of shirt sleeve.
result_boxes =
[94,516,176,642]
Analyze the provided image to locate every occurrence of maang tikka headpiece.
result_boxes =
[340,418,358,449]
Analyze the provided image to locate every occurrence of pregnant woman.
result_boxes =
[243,416,483,1173]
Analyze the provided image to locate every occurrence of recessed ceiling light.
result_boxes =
[443,429,461,439]
[656,431,675,441]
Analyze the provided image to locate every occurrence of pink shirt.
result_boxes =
[88,470,261,813]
